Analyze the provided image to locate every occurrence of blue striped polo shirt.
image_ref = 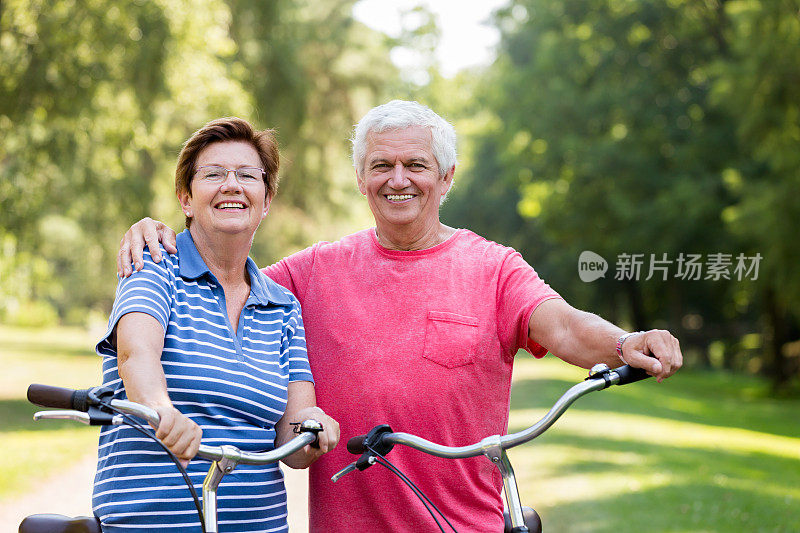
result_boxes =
[93,230,313,532]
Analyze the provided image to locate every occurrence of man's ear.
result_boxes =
[441,166,455,197]
[356,170,367,196]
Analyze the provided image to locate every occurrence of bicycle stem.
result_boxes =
[481,435,529,532]
[202,446,240,533]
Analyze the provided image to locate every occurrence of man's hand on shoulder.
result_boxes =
[117,217,178,278]
[619,330,682,383]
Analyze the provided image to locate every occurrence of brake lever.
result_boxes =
[33,405,118,426]
[34,410,92,424]
[331,461,359,482]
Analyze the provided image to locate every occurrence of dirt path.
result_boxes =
[0,454,310,533]
[0,452,95,533]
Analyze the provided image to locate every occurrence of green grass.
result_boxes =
[0,325,101,497]
[508,357,800,532]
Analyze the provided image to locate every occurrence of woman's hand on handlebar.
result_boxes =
[117,217,178,278]
[152,403,203,468]
[280,405,340,469]
[277,381,340,469]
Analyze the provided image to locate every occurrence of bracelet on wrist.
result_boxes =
[616,331,644,364]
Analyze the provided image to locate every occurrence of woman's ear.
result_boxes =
[178,189,193,218]
[262,194,273,220]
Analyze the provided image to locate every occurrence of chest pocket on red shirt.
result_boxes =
[422,311,479,368]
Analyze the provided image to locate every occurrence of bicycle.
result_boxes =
[19,383,324,533]
[332,363,652,533]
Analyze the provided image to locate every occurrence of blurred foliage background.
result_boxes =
[1,0,799,392]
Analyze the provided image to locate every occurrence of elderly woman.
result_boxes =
[92,117,338,532]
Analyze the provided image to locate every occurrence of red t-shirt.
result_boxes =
[263,228,561,532]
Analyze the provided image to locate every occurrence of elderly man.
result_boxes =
[118,100,682,531]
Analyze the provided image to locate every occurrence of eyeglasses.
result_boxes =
[195,165,265,184]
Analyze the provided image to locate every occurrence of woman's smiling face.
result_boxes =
[178,140,270,238]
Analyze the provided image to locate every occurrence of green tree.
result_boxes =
[714,0,800,389]
[1,0,187,317]
[444,0,748,367]
[0,0,398,322]
[226,0,399,261]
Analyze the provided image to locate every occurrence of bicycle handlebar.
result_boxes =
[347,435,369,455]
[341,364,650,464]
[614,364,650,385]
[334,363,654,532]
[28,384,323,464]
[28,383,91,411]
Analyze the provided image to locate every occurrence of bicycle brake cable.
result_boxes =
[366,444,457,533]
[100,401,206,533]
[373,458,447,533]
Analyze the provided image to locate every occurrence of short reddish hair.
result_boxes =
[175,117,279,227]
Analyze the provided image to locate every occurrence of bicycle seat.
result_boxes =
[503,506,542,533]
[19,513,101,533]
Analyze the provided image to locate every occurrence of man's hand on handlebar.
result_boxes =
[117,217,177,278]
[619,329,682,383]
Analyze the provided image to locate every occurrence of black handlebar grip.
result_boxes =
[614,365,651,385]
[27,384,80,410]
[347,435,368,455]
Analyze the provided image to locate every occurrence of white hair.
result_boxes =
[351,100,457,180]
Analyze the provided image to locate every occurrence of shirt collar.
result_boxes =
[176,229,292,307]
[176,230,209,280]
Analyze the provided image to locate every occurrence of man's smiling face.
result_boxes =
[358,126,452,233]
